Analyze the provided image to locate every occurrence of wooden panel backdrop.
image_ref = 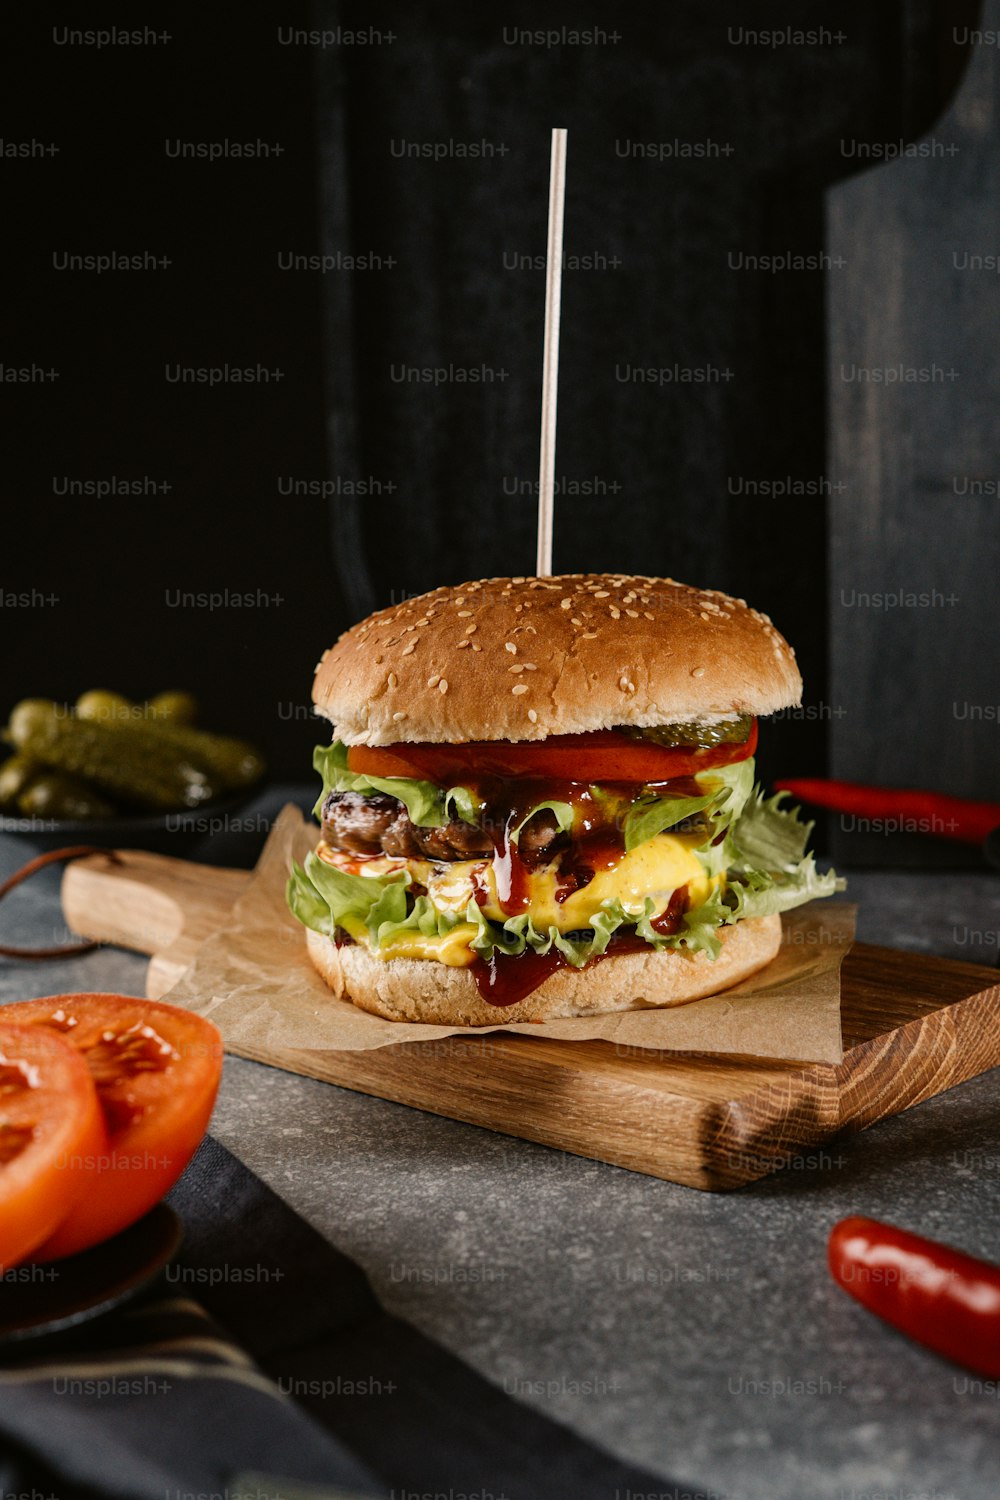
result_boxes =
[828,2,1000,865]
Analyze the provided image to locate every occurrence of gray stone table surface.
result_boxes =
[2,812,1000,1500]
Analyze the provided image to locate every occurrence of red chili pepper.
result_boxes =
[828,1216,1000,1377]
[774,778,1000,845]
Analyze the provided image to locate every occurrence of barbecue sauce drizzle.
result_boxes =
[464,774,699,1007]
[472,883,690,1007]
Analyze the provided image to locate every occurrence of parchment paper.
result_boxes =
[164,805,854,1065]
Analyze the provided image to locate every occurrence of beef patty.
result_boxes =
[320,790,567,865]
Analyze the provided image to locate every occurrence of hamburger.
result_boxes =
[287,574,841,1025]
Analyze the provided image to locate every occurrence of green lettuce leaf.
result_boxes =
[658,886,733,959]
[368,892,477,948]
[700,788,845,925]
[286,850,409,942]
[728,785,815,871]
[622,789,716,852]
[463,898,630,968]
[286,859,337,936]
[444,784,482,825]
[623,754,756,853]
[511,800,575,842]
[698,756,757,834]
[723,788,845,916]
[313,742,449,827]
[726,857,843,921]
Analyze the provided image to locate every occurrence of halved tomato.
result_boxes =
[348,721,758,786]
[2,994,223,1260]
[0,1021,106,1271]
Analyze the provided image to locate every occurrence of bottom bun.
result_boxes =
[305,914,782,1026]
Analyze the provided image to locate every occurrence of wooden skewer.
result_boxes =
[535,127,567,578]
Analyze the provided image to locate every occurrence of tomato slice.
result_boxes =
[348,720,758,786]
[0,1021,106,1272]
[2,994,223,1261]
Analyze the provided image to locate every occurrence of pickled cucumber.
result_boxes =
[18,772,116,820]
[147,690,198,725]
[76,689,135,723]
[0,754,43,812]
[12,716,221,811]
[619,714,755,749]
[139,724,265,790]
[8,698,60,746]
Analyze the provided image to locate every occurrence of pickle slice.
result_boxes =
[616,714,754,749]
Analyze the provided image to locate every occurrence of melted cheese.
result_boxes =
[319,833,721,963]
[443,834,717,931]
[338,912,479,967]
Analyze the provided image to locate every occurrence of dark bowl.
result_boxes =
[0,1204,183,1348]
[0,788,264,857]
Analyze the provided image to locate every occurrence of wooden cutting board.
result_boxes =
[61,850,1000,1190]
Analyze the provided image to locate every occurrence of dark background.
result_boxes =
[3,2,996,862]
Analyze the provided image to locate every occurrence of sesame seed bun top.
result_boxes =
[312,574,802,745]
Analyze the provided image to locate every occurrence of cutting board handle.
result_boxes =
[62,850,250,998]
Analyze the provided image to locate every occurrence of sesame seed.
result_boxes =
[594,590,610,598]
[700,611,710,621]
[581,631,598,639]
[392,710,407,721]
[427,674,440,688]
[416,618,429,627]
[438,679,448,694]
[560,598,572,609]
[512,684,529,695]
[625,609,639,618]
[609,606,621,619]
[457,610,473,617]
[691,667,706,678]
[387,672,398,688]
[471,643,482,651]
[571,617,583,626]
[400,640,417,655]
[528,709,538,723]
[457,639,471,649]
[509,664,525,673]
[505,642,517,654]
[465,624,477,635]
[523,663,537,671]
[643,612,654,621]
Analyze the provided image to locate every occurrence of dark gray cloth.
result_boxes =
[0,1137,711,1500]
